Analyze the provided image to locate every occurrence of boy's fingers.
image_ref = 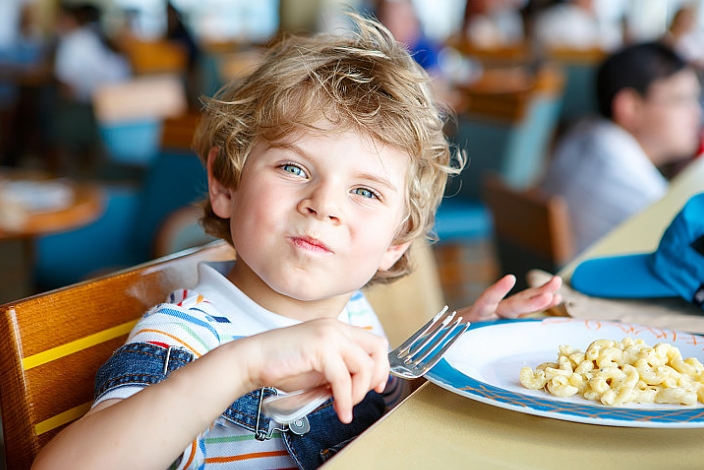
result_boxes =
[326,328,389,423]
[497,276,563,317]
[323,351,355,423]
[341,324,390,394]
[460,275,516,320]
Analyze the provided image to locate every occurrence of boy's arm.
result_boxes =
[458,275,563,322]
[32,319,390,470]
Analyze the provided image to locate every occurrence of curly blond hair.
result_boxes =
[193,12,463,284]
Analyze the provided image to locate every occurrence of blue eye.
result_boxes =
[281,163,305,177]
[352,187,377,199]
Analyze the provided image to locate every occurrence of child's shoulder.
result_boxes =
[129,289,228,356]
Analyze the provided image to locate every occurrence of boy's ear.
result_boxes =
[378,240,413,271]
[612,88,642,131]
[207,146,233,219]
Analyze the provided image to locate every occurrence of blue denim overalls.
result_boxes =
[95,342,386,469]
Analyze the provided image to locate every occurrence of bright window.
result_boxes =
[110,0,279,43]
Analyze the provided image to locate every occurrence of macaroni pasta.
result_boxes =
[519,337,704,406]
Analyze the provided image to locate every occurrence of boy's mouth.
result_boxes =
[289,235,332,254]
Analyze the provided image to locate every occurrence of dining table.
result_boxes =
[322,156,704,469]
[0,172,104,304]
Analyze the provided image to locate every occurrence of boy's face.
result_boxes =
[632,69,702,164]
[208,123,411,319]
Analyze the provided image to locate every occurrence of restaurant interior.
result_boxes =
[1,0,704,468]
[1,0,699,305]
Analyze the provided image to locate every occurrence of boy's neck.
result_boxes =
[226,261,353,322]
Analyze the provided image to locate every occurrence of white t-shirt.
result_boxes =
[541,118,668,254]
[95,261,404,469]
[54,25,131,103]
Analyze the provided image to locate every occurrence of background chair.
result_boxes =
[545,46,606,129]
[160,111,201,153]
[433,64,565,304]
[1,236,444,469]
[443,64,565,203]
[482,174,575,291]
[92,75,188,168]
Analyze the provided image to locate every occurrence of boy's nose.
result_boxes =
[298,185,341,222]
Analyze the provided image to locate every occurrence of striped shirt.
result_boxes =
[95,261,405,469]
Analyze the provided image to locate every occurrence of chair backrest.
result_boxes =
[0,241,236,470]
[160,111,202,152]
[482,174,575,290]
[134,150,209,261]
[447,65,565,201]
[546,47,606,126]
[92,75,188,166]
[2,238,444,469]
[446,37,532,66]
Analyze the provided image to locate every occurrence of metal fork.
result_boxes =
[261,306,470,424]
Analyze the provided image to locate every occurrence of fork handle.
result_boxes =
[261,384,331,424]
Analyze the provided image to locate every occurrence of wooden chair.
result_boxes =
[0,241,235,470]
[482,174,575,291]
[160,111,202,153]
[445,36,533,67]
[1,238,444,469]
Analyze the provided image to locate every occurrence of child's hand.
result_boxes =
[457,275,562,322]
[244,319,390,423]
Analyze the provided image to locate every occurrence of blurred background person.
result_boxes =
[460,0,525,49]
[0,0,54,170]
[166,1,201,109]
[532,0,623,52]
[369,0,442,75]
[540,41,702,254]
[663,3,704,71]
[52,1,131,176]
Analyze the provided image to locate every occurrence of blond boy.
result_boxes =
[33,13,560,470]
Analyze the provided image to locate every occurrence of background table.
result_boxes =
[0,180,103,304]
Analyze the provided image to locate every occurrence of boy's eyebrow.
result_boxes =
[270,141,401,193]
[354,171,399,193]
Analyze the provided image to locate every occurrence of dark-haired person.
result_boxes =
[52,1,131,175]
[540,41,702,255]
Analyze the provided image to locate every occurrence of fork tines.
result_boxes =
[396,306,466,368]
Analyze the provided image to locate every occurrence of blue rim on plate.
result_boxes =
[424,318,704,428]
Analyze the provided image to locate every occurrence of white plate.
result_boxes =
[425,317,704,428]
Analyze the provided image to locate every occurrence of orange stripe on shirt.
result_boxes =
[182,439,198,468]
[205,450,290,463]
[131,328,202,357]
